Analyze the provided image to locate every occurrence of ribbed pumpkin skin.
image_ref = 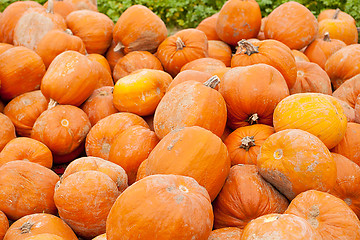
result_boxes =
[208,227,242,240]
[106,174,214,240]
[240,213,322,240]
[264,1,318,50]
[291,49,310,62]
[329,153,360,218]
[0,113,16,152]
[273,93,347,149]
[0,210,8,240]
[213,165,289,229]
[257,129,337,200]
[285,190,360,240]
[318,9,356,24]
[318,19,358,46]
[24,233,64,240]
[333,74,360,109]
[208,40,232,67]
[153,80,227,139]
[219,64,289,129]
[145,126,230,201]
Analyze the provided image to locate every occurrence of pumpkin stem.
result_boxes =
[203,75,220,89]
[48,98,58,110]
[176,37,186,50]
[246,113,259,125]
[19,221,35,234]
[240,136,256,151]
[332,8,340,19]
[237,39,259,56]
[46,0,54,14]
[65,29,73,35]
[323,32,331,42]
[113,42,124,52]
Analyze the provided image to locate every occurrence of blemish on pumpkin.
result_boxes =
[307,204,320,229]
[19,221,35,234]
[61,119,69,127]
[101,143,111,154]
[174,195,184,204]
[274,149,283,159]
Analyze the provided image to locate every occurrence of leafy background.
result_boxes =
[1,0,359,36]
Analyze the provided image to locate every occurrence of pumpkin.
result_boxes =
[336,98,356,122]
[0,43,14,55]
[81,86,118,126]
[135,159,148,182]
[156,28,208,77]
[240,213,321,239]
[257,129,337,200]
[167,70,212,91]
[304,32,346,70]
[87,53,111,75]
[0,211,8,240]
[113,69,172,116]
[256,17,267,40]
[66,10,114,54]
[216,0,261,46]
[318,8,356,24]
[63,0,97,11]
[329,153,360,218]
[263,1,318,50]
[0,113,16,152]
[54,170,120,238]
[113,5,167,54]
[0,137,52,168]
[43,0,76,18]
[0,46,46,101]
[3,213,77,240]
[13,1,67,51]
[106,174,213,240]
[332,122,360,167]
[61,156,128,192]
[224,124,275,165]
[92,234,106,240]
[290,61,332,95]
[145,126,230,201]
[87,54,114,89]
[4,91,48,137]
[219,64,289,129]
[40,50,98,106]
[105,40,125,72]
[332,74,360,108]
[24,234,64,240]
[154,77,227,139]
[208,227,242,240]
[0,1,42,44]
[180,57,226,74]
[273,93,347,149]
[231,39,297,89]
[85,112,149,160]
[0,161,59,220]
[356,96,360,123]
[112,51,163,82]
[108,125,159,184]
[31,104,91,156]
[291,49,310,62]
[325,44,360,89]
[285,190,360,239]
[208,40,232,67]
[213,164,289,229]
[36,29,86,68]
[196,13,220,41]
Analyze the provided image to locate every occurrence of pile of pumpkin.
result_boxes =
[0,0,360,239]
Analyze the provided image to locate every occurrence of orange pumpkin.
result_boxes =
[105,40,125,72]
[31,104,91,156]
[106,174,213,240]
[108,125,159,184]
[85,112,149,160]
[145,126,230,201]
[304,32,346,70]
[167,70,212,91]
[66,10,114,54]
[291,49,310,62]
[216,0,261,46]
[241,213,321,239]
[92,234,106,240]
[257,129,337,200]
[0,46,46,101]
[231,39,297,89]
[63,0,97,11]
[290,61,332,95]
[112,51,163,82]
[24,234,64,240]
[0,161,59,220]
[285,190,360,239]
[219,64,289,129]
[0,137,52,168]
[196,13,220,41]
[208,40,232,67]
[41,50,98,106]
[318,8,356,24]
[332,74,360,108]
[36,29,86,68]
[54,170,120,238]
[156,28,208,77]
[87,53,111,75]
[61,156,128,192]
[43,0,76,18]
[135,158,148,182]
[356,96,360,123]
[3,213,78,240]
[208,227,242,240]
[336,98,356,122]
[0,43,14,55]
[0,210,8,240]
[113,69,172,116]
[87,54,114,89]
[0,113,16,152]
[224,124,275,165]
[154,77,227,139]
[180,57,226,74]
[273,93,347,149]
[113,5,167,54]
[264,1,318,50]
[4,90,48,137]
[213,164,289,229]
[81,86,118,126]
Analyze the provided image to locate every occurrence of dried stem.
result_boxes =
[237,39,259,56]
[203,75,220,89]
[240,136,256,151]
[246,113,259,125]
[332,8,340,19]
[176,37,186,50]
[323,32,331,42]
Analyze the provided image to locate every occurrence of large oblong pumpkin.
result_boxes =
[273,93,347,149]
[145,126,230,201]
